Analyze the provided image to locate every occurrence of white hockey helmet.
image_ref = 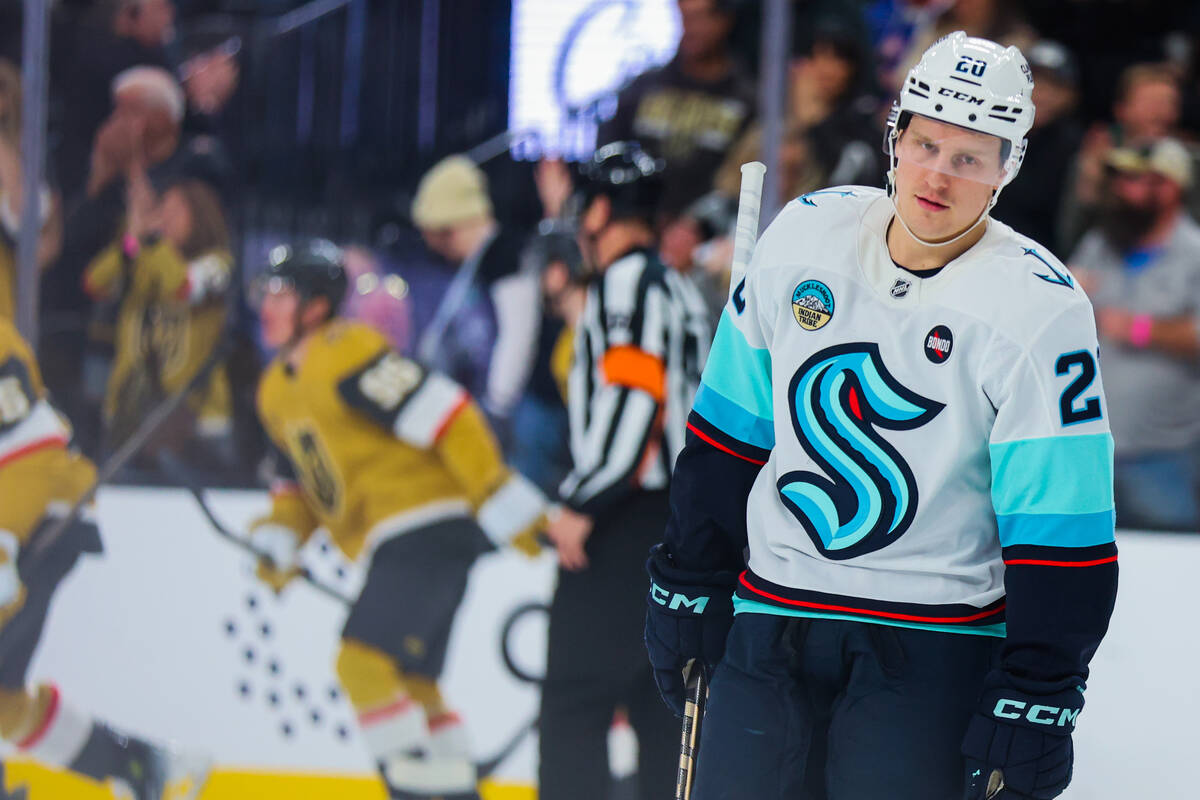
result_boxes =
[888,31,1036,189]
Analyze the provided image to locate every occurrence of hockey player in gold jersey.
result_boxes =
[0,317,205,799]
[250,241,548,800]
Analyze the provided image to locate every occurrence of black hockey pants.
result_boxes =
[693,613,1001,800]
[537,490,677,800]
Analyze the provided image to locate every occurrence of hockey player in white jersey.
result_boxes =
[645,32,1118,800]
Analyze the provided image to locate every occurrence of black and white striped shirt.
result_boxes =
[559,249,710,513]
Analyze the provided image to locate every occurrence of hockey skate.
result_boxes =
[381,752,480,800]
[109,741,210,800]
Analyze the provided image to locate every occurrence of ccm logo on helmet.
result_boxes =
[937,86,985,106]
[650,582,710,614]
[993,698,1081,729]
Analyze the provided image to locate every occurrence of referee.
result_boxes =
[540,141,710,800]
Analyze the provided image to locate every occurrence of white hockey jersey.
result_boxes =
[689,187,1116,636]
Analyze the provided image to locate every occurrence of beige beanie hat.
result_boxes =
[411,155,493,229]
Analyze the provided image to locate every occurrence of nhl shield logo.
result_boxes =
[890,278,912,298]
[792,280,835,331]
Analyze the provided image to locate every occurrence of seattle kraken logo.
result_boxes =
[779,343,944,559]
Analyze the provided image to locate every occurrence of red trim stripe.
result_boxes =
[686,422,767,466]
[738,572,1004,625]
[358,696,415,727]
[431,392,470,443]
[18,684,60,750]
[427,711,462,732]
[0,435,69,470]
[1005,555,1119,568]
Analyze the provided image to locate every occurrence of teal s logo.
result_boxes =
[778,343,944,559]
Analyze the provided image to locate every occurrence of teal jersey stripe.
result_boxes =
[991,433,1114,516]
[700,311,773,422]
[733,596,1007,637]
[997,509,1116,548]
[693,383,776,450]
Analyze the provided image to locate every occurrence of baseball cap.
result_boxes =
[1105,137,1193,188]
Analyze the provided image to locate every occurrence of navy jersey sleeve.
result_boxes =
[663,266,774,575]
[988,300,1118,690]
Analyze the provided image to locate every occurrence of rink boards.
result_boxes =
[6,487,1195,799]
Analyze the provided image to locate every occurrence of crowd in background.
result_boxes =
[0,0,1199,531]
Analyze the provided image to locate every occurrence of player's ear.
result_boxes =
[302,296,332,328]
[584,195,612,233]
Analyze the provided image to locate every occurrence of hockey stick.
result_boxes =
[670,164,763,798]
[475,715,538,779]
[985,768,1005,799]
[25,332,236,564]
[155,449,354,605]
[727,161,767,302]
[675,662,708,800]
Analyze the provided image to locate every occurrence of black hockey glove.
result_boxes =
[961,675,1083,800]
[644,544,735,716]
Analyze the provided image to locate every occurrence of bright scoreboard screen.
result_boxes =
[508,0,682,160]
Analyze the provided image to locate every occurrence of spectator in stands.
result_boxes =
[1069,138,1200,531]
[658,191,736,328]
[505,158,582,493]
[181,27,240,129]
[52,0,176,205]
[411,154,540,443]
[598,0,755,225]
[992,40,1084,247]
[895,0,1036,91]
[866,0,948,93]
[512,228,580,494]
[83,178,233,463]
[1062,63,1188,251]
[47,65,230,332]
[179,21,244,181]
[340,245,412,354]
[50,66,228,315]
[714,23,883,204]
[0,60,62,322]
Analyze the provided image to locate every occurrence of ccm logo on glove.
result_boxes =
[992,698,1080,729]
[650,582,710,613]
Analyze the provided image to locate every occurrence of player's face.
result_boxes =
[893,115,1005,242]
[259,287,300,348]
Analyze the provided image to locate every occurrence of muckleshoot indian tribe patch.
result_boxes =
[792,280,835,331]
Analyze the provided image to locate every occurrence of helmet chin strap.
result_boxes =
[885,131,1003,250]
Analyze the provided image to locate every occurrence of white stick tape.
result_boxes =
[728,161,766,301]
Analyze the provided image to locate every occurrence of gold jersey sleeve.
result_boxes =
[256,320,547,561]
[0,319,96,542]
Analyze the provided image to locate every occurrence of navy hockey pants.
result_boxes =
[692,613,1000,800]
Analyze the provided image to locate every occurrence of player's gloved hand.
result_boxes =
[962,676,1083,799]
[644,544,735,716]
[479,473,550,559]
[248,524,302,594]
[0,530,25,626]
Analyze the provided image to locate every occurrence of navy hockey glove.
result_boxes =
[962,678,1084,799]
[644,544,735,716]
